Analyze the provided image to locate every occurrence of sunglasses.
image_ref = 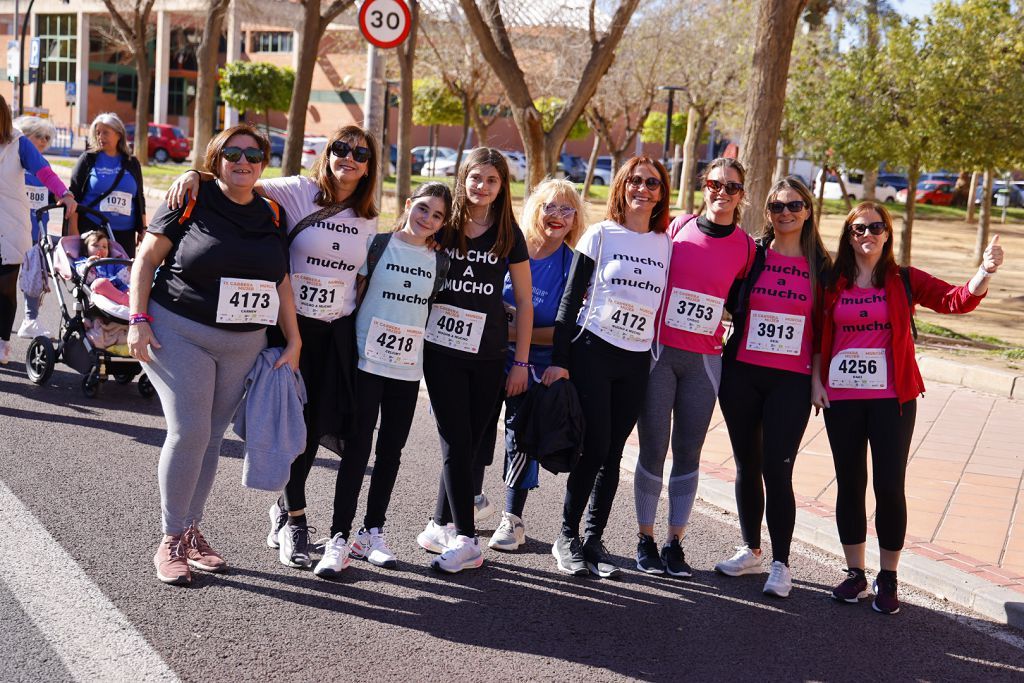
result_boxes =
[542,203,576,218]
[221,146,265,164]
[705,179,744,195]
[850,221,887,236]
[627,175,662,191]
[331,140,371,163]
[768,200,807,214]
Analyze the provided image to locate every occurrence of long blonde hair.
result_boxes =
[521,178,585,251]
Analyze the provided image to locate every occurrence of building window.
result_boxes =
[36,14,78,83]
[250,31,293,53]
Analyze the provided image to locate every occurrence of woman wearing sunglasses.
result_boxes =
[128,123,301,585]
[715,177,831,597]
[543,157,671,578]
[167,125,380,570]
[631,158,754,578]
[817,201,1003,614]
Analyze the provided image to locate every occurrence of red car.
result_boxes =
[125,123,192,163]
[896,180,955,205]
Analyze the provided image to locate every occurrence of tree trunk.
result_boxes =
[835,169,853,212]
[774,154,788,184]
[583,135,600,198]
[469,105,492,147]
[736,0,805,235]
[814,160,826,228]
[679,106,700,212]
[455,95,470,171]
[899,162,919,266]
[284,1,320,175]
[192,0,229,169]
[395,0,418,210]
[975,168,994,265]
[862,167,878,201]
[134,44,152,165]
[966,170,979,222]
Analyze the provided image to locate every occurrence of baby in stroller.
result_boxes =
[75,230,131,307]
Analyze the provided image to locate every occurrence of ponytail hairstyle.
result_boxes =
[832,201,896,288]
[762,176,832,308]
[444,147,518,258]
[393,181,453,245]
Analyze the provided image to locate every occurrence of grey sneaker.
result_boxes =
[474,494,496,523]
[715,545,763,576]
[267,501,288,549]
[488,511,526,551]
[278,522,314,569]
[582,537,621,578]
[552,533,587,576]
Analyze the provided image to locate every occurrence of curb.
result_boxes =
[917,353,1022,399]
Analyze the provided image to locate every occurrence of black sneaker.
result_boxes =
[660,537,693,578]
[551,534,588,576]
[636,533,665,574]
[582,537,622,578]
[278,523,315,569]
[872,571,900,614]
[831,568,870,603]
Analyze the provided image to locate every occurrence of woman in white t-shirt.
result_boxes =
[167,125,380,570]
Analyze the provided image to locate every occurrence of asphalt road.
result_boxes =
[2,300,1024,681]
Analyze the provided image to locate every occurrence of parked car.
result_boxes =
[419,147,461,177]
[125,123,191,163]
[501,150,527,182]
[974,182,1024,208]
[877,173,909,193]
[919,172,958,184]
[301,136,328,169]
[268,134,285,167]
[559,153,587,182]
[588,156,613,186]
[813,169,898,203]
[896,180,955,205]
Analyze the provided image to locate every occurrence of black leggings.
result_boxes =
[718,359,811,564]
[824,398,917,551]
[330,369,419,538]
[0,263,20,342]
[423,347,505,538]
[112,229,137,259]
[562,331,650,540]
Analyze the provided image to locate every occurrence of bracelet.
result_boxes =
[129,313,153,326]
[512,360,532,368]
[977,266,994,279]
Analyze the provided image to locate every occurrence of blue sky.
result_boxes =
[896,0,935,18]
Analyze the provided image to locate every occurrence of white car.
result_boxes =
[500,150,527,182]
[814,169,898,203]
[300,136,328,170]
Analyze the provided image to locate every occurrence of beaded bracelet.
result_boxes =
[129,313,153,326]
[511,360,531,368]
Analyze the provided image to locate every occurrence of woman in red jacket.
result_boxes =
[812,201,1004,615]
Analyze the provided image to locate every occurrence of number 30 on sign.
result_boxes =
[359,0,412,49]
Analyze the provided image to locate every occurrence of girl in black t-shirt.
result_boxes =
[418,148,533,574]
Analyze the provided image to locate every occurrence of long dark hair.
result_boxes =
[606,156,670,233]
[762,176,832,308]
[444,147,518,258]
[697,157,747,225]
[311,125,380,218]
[392,181,453,245]
[832,201,896,288]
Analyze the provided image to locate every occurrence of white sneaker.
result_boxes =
[474,494,496,523]
[763,561,792,598]
[431,535,483,574]
[313,533,351,578]
[416,520,456,554]
[0,340,10,365]
[351,527,397,569]
[715,545,764,576]
[277,522,313,569]
[17,318,50,339]
[487,511,526,551]
[266,501,288,549]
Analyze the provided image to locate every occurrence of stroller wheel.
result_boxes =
[114,373,135,385]
[25,336,56,385]
[138,373,156,399]
[82,368,101,398]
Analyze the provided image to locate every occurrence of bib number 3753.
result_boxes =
[828,348,887,390]
[424,304,486,354]
[216,278,279,325]
[665,288,723,336]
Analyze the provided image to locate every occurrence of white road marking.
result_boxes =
[0,480,179,682]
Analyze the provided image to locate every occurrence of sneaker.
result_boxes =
[351,527,398,569]
[551,533,588,576]
[488,512,526,551]
[660,537,693,578]
[0,340,9,365]
[474,494,496,523]
[872,572,900,615]
[266,501,288,549]
[715,545,764,577]
[17,318,50,339]
[831,568,870,603]
[635,533,665,574]
[313,533,351,578]
[277,522,314,569]
[582,537,622,579]
[431,535,484,574]
[154,534,191,585]
[183,523,227,573]
[763,561,792,598]
[417,519,456,554]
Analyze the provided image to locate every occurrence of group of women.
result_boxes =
[1,94,1004,615]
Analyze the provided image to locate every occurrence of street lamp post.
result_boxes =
[657,85,686,170]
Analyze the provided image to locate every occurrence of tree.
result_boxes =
[535,97,588,140]
[395,0,420,210]
[192,0,231,168]
[458,0,641,190]
[101,0,157,165]
[219,62,295,135]
[412,78,464,156]
[641,112,687,149]
[282,1,357,176]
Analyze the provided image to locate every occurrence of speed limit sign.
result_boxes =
[359,0,412,49]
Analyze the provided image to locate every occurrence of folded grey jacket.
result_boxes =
[233,347,308,491]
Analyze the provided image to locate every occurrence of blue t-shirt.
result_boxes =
[502,242,572,377]
[81,152,138,233]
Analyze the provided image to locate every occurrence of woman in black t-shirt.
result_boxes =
[127,124,301,587]
[417,148,533,574]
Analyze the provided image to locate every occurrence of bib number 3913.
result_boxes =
[665,288,724,336]
[745,310,805,356]
[216,278,279,325]
[598,297,655,345]
[365,317,423,366]
[424,304,486,354]
[828,348,887,390]
[292,272,346,319]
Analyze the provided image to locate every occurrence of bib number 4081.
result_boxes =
[435,314,473,337]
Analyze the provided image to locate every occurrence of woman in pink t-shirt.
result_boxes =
[817,201,1004,615]
[714,177,831,598]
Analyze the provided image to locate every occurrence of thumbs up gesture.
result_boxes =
[983,235,1004,274]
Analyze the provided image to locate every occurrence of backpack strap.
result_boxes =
[431,249,451,300]
[899,266,918,340]
[287,202,348,246]
[364,232,392,282]
[262,197,281,228]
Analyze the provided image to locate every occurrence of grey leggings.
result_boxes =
[144,301,267,535]
[635,345,721,529]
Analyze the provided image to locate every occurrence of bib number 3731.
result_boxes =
[425,304,486,354]
[598,297,655,345]
[828,348,887,390]
[292,272,346,320]
[216,278,279,325]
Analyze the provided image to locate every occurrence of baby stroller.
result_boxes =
[24,204,156,399]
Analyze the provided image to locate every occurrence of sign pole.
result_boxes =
[363,43,385,208]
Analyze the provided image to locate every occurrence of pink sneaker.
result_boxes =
[154,535,192,585]
[183,524,227,573]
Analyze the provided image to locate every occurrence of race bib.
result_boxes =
[745,311,805,356]
[424,304,486,354]
[665,288,724,336]
[216,278,279,325]
[597,296,655,345]
[99,190,133,217]
[365,317,424,367]
[292,272,346,319]
[25,187,48,210]
[829,348,887,390]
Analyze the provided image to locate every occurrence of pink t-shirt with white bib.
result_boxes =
[826,286,897,400]
[735,250,814,374]
[658,215,753,354]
